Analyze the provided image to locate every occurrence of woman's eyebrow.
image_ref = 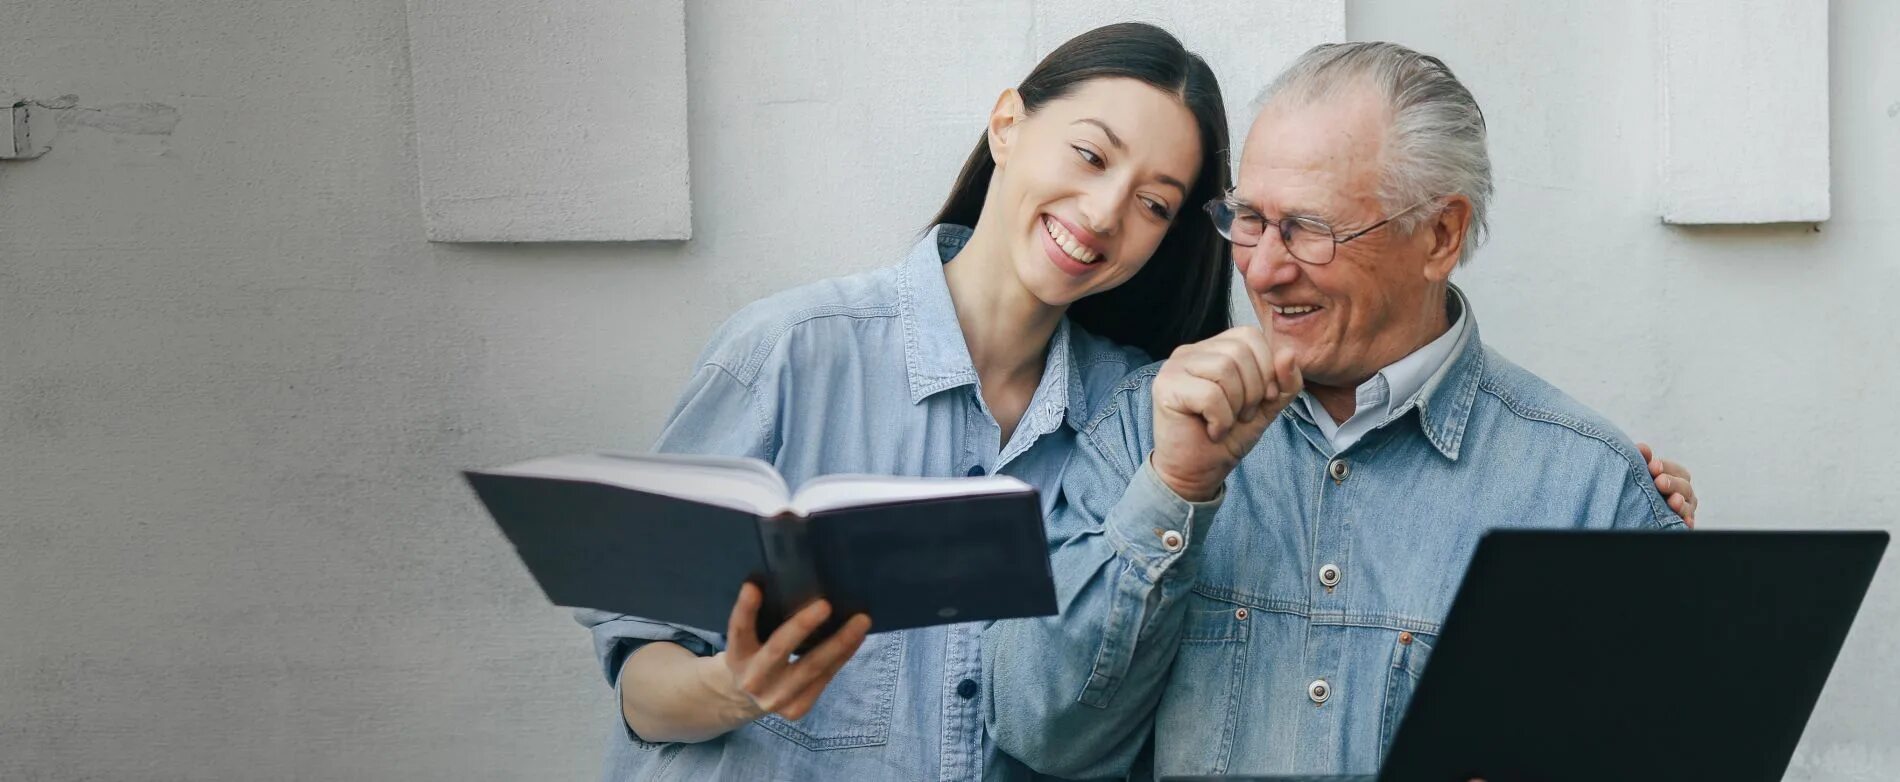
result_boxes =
[1071,118,1125,149]
[1072,118,1188,194]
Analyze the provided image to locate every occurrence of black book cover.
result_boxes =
[465,470,1057,642]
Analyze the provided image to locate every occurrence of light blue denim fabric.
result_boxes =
[577,225,1148,781]
[983,288,1685,779]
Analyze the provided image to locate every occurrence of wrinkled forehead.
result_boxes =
[1236,88,1390,207]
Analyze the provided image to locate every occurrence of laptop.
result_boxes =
[1163,529,1888,782]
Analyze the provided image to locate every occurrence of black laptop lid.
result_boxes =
[1379,530,1887,782]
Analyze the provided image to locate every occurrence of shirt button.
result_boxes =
[1319,563,1342,588]
[1160,530,1185,552]
[1308,679,1331,705]
[966,465,986,477]
[1234,607,1249,621]
[956,678,978,700]
[1328,458,1350,481]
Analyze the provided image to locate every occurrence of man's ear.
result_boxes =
[1421,196,1472,282]
[987,89,1027,168]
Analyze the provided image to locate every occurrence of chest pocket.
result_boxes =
[1154,591,1253,776]
[756,632,905,750]
[1378,629,1437,756]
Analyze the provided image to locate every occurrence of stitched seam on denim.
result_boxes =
[1216,620,1248,773]
[1071,349,1147,376]
[1180,599,1247,643]
[754,634,902,749]
[1087,365,1162,431]
[1104,473,1195,582]
[726,304,903,384]
[687,362,778,461]
[1190,584,1304,614]
[1309,612,1445,634]
[1079,415,1139,486]
[1477,378,1676,526]
[1103,515,1165,584]
[1078,558,1137,708]
[1428,344,1485,458]
[1187,591,1448,635]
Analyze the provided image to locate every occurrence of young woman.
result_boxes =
[580,22,1699,781]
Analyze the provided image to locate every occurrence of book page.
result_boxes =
[485,452,790,515]
[789,474,1033,516]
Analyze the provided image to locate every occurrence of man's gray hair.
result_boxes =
[1258,42,1493,265]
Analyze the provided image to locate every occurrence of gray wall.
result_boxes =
[3,1,1895,779]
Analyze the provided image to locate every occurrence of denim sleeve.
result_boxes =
[576,362,778,689]
[982,395,1224,779]
[1611,448,1686,531]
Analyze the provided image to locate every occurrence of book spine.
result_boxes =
[756,512,821,637]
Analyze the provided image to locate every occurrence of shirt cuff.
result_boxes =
[1104,458,1225,581]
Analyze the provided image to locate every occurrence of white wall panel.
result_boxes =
[1659,0,1829,224]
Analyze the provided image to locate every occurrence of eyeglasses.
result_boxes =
[1202,195,1436,265]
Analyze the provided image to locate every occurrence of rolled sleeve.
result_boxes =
[1104,459,1225,583]
[578,609,724,687]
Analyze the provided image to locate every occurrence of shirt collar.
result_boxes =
[1412,285,1483,460]
[1287,284,1483,460]
[900,225,981,402]
[1380,290,1467,419]
[898,225,1083,434]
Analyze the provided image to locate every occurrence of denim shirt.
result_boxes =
[578,225,1148,782]
[983,289,1684,779]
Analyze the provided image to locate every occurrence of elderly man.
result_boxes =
[982,42,1692,779]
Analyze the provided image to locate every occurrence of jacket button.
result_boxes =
[1308,679,1331,704]
[966,465,986,477]
[1160,529,1184,552]
[956,678,978,700]
[1399,630,1414,646]
[1319,563,1341,588]
[1328,458,1350,481]
[1234,607,1249,621]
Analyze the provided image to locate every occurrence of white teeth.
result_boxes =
[1273,305,1319,315]
[1044,217,1100,264]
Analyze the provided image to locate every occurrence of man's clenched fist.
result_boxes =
[1150,326,1301,502]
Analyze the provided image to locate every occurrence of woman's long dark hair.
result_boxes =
[930,22,1232,359]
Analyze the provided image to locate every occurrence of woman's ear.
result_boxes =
[987,89,1027,168]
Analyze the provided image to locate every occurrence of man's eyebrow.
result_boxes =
[1074,118,1189,194]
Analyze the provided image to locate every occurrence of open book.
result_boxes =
[464,453,1056,643]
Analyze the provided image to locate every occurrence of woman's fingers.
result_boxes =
[724,582,764,662]
[1658,459,1695,493]
[1638,443,1699,526]
[757,599,833,665]
[766,614,873,720]
[1651,454,1696,525]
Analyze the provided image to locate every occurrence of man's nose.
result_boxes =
[1238,237,1301,293]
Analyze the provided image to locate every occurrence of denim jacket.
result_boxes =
[983,289,1683,779]
[578,225,1148,781]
